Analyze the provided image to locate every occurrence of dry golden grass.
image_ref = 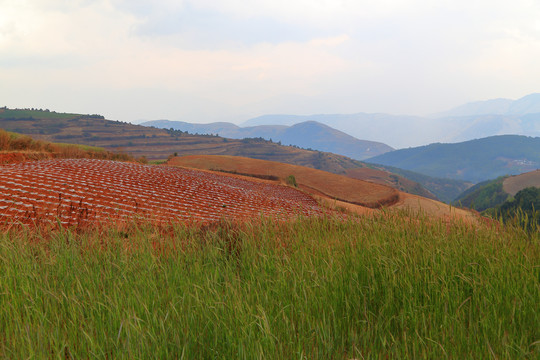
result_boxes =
[393,192,478,223]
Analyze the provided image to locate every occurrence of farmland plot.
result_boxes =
[0,159,323,225]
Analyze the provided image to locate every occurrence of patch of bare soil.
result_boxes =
[502,170,540,196]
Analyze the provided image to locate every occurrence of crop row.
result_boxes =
[0,159,323,226]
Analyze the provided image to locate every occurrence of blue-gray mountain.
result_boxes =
[434,93,540,117]
[140,120,394,161]
[366,135,540,183]
[240,94,540,149]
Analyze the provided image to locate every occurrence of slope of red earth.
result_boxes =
[169,155,479,223]
[168,155,400,208]
[0,159,324,227]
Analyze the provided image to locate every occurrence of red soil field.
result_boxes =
[0,159,324,226]
[169,155,400,208]
[169,155,479,223]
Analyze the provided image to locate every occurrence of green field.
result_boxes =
[0,213,538,358]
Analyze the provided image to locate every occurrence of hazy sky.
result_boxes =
[1,0,540,123]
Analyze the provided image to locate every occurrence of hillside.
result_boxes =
[370,164,472,203]
[502,169,540,196]
[366,135,540,183]
[342,167,437,200]
[453,169,540,212]
[0,108,371,169]
[141,119,393,160]
[0,128,135,164]
[0,108,439,199]
[168,155,400,208]
[453,177,509,212]
[167,155,477,222]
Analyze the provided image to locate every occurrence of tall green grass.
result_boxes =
[0,213,538,358]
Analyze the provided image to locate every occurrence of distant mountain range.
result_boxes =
[141,120,394,160]
[366,135,540,183]
[434,93,540,117]
[236,93,540,149]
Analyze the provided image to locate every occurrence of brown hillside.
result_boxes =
[0,109,438,199]
[0,110,367,171]
[169,155,400,208]
[168,155,478,222]
[502,169,540,196]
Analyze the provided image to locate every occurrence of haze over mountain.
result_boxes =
[434,93,540,117]
[239,94,540,149]
[141,120,394,160]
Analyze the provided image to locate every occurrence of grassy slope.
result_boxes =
[0,215,537,358]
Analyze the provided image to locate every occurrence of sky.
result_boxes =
[1,0,540,124]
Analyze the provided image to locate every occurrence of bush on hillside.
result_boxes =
[488,187,540,232]
[454,178,509,211]
[286,175,298,187]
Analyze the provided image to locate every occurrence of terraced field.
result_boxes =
[0,159,323,226]
[170,155,479,222]
[169,155,400,208]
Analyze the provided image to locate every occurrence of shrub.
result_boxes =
[286,174,297,187]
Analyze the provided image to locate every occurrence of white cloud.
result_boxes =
[1,0,540,125]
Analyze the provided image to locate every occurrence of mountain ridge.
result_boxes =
[141,119,394,160]
[366,135,540,184]
[434,93,540,118]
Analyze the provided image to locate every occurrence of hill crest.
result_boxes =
[141,119,393,160]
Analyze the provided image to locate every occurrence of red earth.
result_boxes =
[0,159,324,226]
